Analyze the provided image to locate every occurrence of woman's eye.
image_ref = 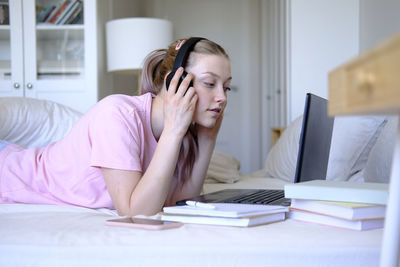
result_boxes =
[224,87,231,92]
[204,82,215,87]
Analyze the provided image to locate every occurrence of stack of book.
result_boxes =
[37,0,83,25]
[160,203,288,227]
[284,180,389,231]
[0,0,9,25]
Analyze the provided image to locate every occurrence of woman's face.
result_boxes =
[186,53,231,128]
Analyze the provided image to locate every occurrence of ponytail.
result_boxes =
[140,49,167,95]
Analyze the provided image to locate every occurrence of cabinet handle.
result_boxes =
[26,83,33,89]
[13,83,20,89]
[356,71,375,93]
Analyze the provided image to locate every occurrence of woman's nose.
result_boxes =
[215,86,227,103]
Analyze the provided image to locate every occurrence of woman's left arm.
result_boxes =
[170,113,223,204]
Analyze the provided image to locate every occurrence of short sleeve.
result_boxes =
[88,104,143,172]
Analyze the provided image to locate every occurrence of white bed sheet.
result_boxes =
[0,177,382,267]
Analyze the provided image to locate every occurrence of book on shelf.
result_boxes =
[160,212,286,227]
[284,180,389,205]
[42,6,56,23]
[38,1,83,25]
[37,5,54,23]
[289,208,384,231]
[290,199,386,220]
[65,3,83,25]
[55,0,79,24]
[0,1,9,25]
[47,1,70,24]
[162,203,288,218]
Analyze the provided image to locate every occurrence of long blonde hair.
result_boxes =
[140,38,229,187]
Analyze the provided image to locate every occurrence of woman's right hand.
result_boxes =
[162,67,198,138]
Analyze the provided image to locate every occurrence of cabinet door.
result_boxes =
[22,0,86,100]
[0,0,24,97]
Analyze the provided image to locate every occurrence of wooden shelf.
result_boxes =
[329,34,400,116]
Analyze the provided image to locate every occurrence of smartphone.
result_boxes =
[106,217,183,230]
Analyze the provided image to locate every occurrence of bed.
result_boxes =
[0,97,394,267]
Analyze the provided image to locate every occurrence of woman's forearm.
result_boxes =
[129,132,184,214]
[171,136,216,203]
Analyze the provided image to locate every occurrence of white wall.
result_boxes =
[288,0,360,121]
[359,0,400,52]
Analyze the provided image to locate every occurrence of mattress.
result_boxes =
[0,177,382,267]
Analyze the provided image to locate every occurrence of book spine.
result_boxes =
[55,0,77,25]
[58,1,80,25]
[65,2,83,25]
[41,6,56,23]
[284,185,388,205]
[289,209,384,230]
[49,1,70,24]
[37,5,52,22]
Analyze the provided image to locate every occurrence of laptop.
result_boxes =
[177,93,335,206]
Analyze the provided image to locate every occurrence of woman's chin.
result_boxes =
[198,119,217,129]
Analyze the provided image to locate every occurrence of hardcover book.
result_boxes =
[289,208,384,231]
[290,199,386,220]
[284,180,389,205]
[163,203,288,218]
[160,212,286,227]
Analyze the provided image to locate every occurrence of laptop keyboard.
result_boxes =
[225,190,285,204]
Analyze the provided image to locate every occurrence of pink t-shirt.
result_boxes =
[0,93,157,209]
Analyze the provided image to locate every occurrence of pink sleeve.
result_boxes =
[88,105,143,172]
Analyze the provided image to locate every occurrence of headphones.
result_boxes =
[165,37,206,90]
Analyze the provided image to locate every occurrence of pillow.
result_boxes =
[0,97,82,148]
[205,151,240,184]
[263,116,303,182]
[363,116,398,184]
[263,115,386,182]
[326,116,386,181]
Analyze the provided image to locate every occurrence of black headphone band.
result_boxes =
[172,37,205,70]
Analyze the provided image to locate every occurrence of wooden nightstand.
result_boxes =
[271,127,286,147]
[329,33,400,267]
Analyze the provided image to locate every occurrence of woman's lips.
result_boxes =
[208,107,222,116]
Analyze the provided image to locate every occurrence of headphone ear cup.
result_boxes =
[165,70,193,91]
[165,71,175,90]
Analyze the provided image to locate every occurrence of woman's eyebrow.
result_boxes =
[201,72,232,82]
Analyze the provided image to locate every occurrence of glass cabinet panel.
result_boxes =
[35,0,84,80]
[0,1,10,81]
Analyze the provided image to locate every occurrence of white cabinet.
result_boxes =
[0,0,110,113]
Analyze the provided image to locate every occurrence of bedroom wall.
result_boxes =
[107,0,144,96]
[287,0,360,121]
[359,0,400,52]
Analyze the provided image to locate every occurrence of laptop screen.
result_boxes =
[293,93,334,183]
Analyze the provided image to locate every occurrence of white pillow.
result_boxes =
[326,116,386,181]
[264,116,302,182]
[363,116,398,184]
[0,97,82,148]
[264,115,386,182]
[205,151,240,184]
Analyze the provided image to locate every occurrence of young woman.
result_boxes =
[0,37,232,216]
